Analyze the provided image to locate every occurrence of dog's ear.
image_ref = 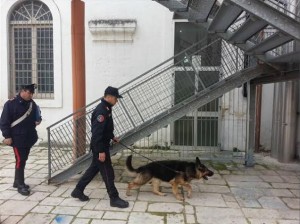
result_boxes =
[196,157,201,165]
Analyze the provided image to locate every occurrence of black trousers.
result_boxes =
[13,147,31,185]
[75,151,119,199]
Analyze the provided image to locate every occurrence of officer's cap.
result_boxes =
[21,83,37,94]
[104,86,123,98]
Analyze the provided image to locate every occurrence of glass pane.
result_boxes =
[10,1,53,22]
[174,71,195,105]
[14,28,32,92]
[37,27,54,93]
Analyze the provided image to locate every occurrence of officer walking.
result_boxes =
[71,86,129,208]
[0,84,42,196]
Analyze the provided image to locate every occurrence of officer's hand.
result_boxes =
[35,121,41,126]
[99,152,106,162]
[3,138,12,146]
[112,137,119,143]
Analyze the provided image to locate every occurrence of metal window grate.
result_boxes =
[9,0,53,99]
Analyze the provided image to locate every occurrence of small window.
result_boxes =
[9,0,54,99]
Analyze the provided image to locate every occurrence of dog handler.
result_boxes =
[0,84,42,196]
[71,86,129,208]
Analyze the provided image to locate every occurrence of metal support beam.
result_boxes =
[208,2,243,32]
[228,17,268,44]
[156,0,216,22]
[245,82,256,166]
[266,50,300,63]
[227,0,300,40]
[246,32,294,55]
[251,70,300,85]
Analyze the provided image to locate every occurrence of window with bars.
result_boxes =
[9,0,54,99]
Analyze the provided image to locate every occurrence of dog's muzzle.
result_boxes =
[203,170,214,180]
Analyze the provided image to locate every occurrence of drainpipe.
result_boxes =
[255,84,262,152]
[71,0,86,159]
[279,81,297,162]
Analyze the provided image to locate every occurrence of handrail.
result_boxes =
[47,38,212,130]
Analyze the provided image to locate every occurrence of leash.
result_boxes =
[118,141,182,174]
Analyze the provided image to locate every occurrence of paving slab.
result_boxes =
[18,213,56,224]
[0,200,38,215]
[195,207,248,224]
[148,202,184,213]
[258,196,289,210]
[103,211,129,220]
[51,206,81,215]
[128,212,164,224]
[185,192,227,207]
[281,198,300,209]
[167,213,185,224]
[77,210,104,219]
[51,215,74,224]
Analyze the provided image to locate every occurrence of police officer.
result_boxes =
[71,86,129,208]
[0,84,42,196]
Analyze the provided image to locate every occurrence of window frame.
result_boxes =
[9,1,54,99]
[1,0,63,108]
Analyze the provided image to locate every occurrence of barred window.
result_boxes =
[10,0,54,99]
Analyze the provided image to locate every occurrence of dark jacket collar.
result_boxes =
[101,99,112,109]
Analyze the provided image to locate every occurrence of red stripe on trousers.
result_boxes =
[13,147,21,169]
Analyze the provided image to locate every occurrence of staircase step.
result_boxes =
[227,0,300,40]
[266,51,300,63]
[208,2,243,32]
[246,32,294,55]
[169,0,216,22]
[156,0,188,11]
[228,17,268,43]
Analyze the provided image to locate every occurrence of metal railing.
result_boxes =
[47,38,247,178]
[262,0,300,19]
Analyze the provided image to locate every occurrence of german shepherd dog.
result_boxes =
[126,155,214,201]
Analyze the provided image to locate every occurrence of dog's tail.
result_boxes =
[126,155,138,174]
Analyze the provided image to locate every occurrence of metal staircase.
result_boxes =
[157,0,300,64]
[47,38,276,183]
[47,0,300,183]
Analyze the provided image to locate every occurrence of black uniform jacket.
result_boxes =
[90,99,115,154]
[0,94,40,148]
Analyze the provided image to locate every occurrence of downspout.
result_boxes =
[71,0,86,159]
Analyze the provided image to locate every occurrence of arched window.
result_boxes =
[10,0,54,99]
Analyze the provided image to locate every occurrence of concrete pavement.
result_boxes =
[0,145,299,224]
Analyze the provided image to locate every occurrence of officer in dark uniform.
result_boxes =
[71,86,129,208]
[0,84,42,196]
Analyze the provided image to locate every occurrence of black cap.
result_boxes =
[21,83,37,94]
[104,86,123,98]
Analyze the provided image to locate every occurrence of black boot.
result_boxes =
[16,168,30,196]
[18,184,30,196]
[71,188,90,201]
[13,169,30,189]
[110,197,129,208]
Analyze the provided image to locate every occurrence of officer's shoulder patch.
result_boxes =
[97,115,105,123]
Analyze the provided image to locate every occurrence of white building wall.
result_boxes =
[84,0,174,102]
